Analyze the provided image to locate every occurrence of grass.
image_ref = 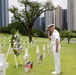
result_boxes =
[0,34,76,75]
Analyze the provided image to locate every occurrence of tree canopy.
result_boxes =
[9,0,54,42]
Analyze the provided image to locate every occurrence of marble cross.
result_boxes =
[36,46,40,64]
[0,54,9,75]
[24,48,30,73]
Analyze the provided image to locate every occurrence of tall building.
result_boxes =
[45,4,67,30]
[45,11,54,30]
[67,0,76,30]
[41,17,45,32]
[33,16,42,31]
[56,5,62,29]
[62,9,67,30]
[0,0,9,27]
[44,0,54,31]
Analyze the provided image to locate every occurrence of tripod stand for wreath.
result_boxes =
[5,31,23,68]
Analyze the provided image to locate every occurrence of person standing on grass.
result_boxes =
[47,24,61,74]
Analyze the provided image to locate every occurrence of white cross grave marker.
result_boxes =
[24,48,30,73]
[0,54,9,75]
[36,46,40,64]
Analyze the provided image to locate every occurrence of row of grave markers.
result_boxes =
[0,36,9,75]
[23,43,52,73]
[0,37,52,74]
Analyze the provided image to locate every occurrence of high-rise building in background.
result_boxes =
[44,0,54,31]
[56,5,62,29]
[56,5,68,30]
[41,17,45,32]
[67,0,76,30]
[62,9,67,30]
[33,4,67,32]
[45,11,54,30]
[0,0,9,27]
[33,16,42,31]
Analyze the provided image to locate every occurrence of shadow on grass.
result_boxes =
[13,64,23,68]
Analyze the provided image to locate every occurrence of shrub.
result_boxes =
[0,22,46,38]
[0,26,10,34]
[32,28,46,38]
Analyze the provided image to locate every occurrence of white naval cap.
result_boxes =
[47,24,55,28]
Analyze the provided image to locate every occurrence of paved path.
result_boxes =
[63,38,76,43]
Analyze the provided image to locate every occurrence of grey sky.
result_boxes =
[9,0,67,9]
[9,0,67,22]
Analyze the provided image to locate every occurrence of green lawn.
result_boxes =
[0,34,76,75]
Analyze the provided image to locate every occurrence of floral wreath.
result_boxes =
[11,30,22,56]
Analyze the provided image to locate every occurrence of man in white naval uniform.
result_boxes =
[47,24,61,74]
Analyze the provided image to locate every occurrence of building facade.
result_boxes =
[45,4,67,30]
[67,0,76,30]
[45,10,54,30]
[44,0,54,31]
[41,17,45,32]
[33,16,42,31]
[62,9,67,30]
[0,0,9,27]
[56,5,62,29]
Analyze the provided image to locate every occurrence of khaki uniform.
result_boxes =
[51,29,61,74]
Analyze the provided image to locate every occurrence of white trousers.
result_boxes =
[52,44,61,73]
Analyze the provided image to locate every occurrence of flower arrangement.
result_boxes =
[11,30,22,56]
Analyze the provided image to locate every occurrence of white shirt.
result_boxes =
[51,29,60,45]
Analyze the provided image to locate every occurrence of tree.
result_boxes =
[60,31,66,41]
[8,21,28,35]
[60,30,75,44]
[66,31,75,44]
[9,0,54,42]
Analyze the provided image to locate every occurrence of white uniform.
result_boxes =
[51,29,61,74]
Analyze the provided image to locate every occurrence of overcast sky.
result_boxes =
[9,0,67,22]
[9,0,67,9]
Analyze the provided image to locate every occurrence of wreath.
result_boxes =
[11,31,22,56]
